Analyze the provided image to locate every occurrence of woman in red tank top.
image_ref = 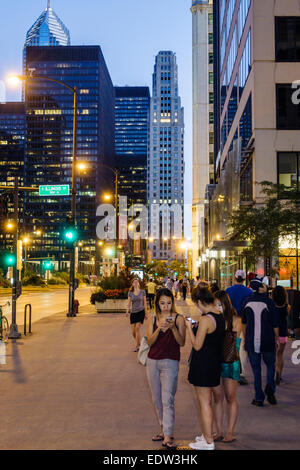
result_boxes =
[146,288,186,449]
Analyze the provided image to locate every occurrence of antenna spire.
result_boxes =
[47,0,51,9]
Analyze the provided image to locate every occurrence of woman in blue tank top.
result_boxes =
[214,290,242,444]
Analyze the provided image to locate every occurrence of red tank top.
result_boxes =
[148,315,180,361]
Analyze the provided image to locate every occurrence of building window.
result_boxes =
[209,33,213,45]
[276,84,300,130]
[209,72,214,85]
[209,52,213,65]
[277,152,300,192]
[275,17,300,62]
[208,13,213,26]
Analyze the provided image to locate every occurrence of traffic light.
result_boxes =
[5,253,16,267]
[62,217,78,245]
[43,260,53,270]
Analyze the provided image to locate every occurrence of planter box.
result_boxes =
[95,299,127,313]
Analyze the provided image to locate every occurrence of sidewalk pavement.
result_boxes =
[0,296,299,450]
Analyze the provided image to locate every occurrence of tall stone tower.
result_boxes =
[148,51,185,262]
[191,0,214,277]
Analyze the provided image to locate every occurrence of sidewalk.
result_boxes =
[0,297,299,450]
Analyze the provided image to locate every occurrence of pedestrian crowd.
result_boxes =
[125,270,291,450]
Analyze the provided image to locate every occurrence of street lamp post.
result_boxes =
[9,74,78,317]
[101,165,119,274]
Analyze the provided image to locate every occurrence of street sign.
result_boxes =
[39,185,70,196]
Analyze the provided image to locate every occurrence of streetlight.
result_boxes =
[9,73,78,317]
[99,165,119,274]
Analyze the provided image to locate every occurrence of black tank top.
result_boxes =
[188,312,226,388]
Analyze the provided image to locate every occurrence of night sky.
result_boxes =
[0,0,193,237]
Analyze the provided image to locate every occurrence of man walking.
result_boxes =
[181,277,189,301]
[241,279,279,407]
[226,270,252,385]
[146,278,156,309]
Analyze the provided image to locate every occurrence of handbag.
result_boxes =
[222,326,239,364]
[137,336,150,366]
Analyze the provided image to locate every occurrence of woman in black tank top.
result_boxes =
[186,286,225,451]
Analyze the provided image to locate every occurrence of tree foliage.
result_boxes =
[229,181,300,269]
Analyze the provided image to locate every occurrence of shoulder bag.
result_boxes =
[222,324,239,364]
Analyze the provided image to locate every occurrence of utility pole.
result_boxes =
[9,177,21,339]
[67,86,78,317]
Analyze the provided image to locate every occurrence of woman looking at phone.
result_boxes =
[146,288,186,449]
[187,286,225,451]
[126,279,148,352]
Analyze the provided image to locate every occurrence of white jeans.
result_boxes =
[146,357,179,437]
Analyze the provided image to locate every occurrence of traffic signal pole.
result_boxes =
[9,177,21,339]
[67,86,78,317]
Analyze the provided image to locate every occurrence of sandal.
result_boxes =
[213,433,224,442]
[162,441,177,450]
[152,434,164,441]
[222,437,236,443]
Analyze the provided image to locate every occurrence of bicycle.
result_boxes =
[0,301,10,342]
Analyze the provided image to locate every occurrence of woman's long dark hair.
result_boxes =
[214,290,237,329]
[154,288,177,320]
[272,286,288,307]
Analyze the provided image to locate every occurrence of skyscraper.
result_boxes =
[24,46,115,270]
[115,86,150,207]
[148,51,184,261]
[191,0,214,277]
[204,0,300,288]
[0,103,25,251]
[23,0,71,82]
[24,1,70,48]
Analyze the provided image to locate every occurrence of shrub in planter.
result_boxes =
[90,290,107,305]
[0,278,11,288]
[22,275,46,286]
[47,277,67,285]
[104,289,128,299]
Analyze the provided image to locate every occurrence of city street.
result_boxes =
[0,287,92,326]
[0,297,299,450]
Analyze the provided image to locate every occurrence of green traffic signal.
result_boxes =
[43,261,53,270]
[63,227,78,244]
[5,253,16,267]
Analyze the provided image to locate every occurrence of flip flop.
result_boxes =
[162,441,177,450]
[213,435,224,442]
[222,438,237,443]
[152,434,164,441]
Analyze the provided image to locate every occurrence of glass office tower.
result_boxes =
[115,86,150,206]
[0,103,25,252]
[24,46,115,270]
[24,1,70,48]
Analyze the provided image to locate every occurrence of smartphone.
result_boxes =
[166,316,173,322]
[186,317,197,324]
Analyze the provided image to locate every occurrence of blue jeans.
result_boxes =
[248,351,276,402]
[146,358,179,437]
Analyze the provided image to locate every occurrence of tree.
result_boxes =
[229,181,300,273]
[168,260,186,278]
[145,260,168,279]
